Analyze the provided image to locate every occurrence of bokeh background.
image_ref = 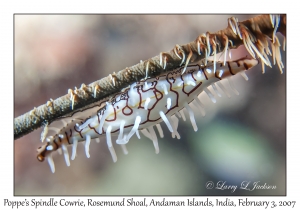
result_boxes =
[14,15,286,196]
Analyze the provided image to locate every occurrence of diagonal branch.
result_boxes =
[14,14,286,140]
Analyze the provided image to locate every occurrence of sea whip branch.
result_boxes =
[14,14,286,140]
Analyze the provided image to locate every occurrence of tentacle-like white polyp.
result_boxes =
[156,124,164,138]
[71,139,78,160]
[148,126,159,154]
[47,155,55,173]
[106,126,117,162]
[61,144,70,167]
[159,111,173,133]
[184,102,198,132]
[170,115,180,139]
[124,115,141,144]
[85,135,91,158]
[120,144,128,155]
[116,120,125,142]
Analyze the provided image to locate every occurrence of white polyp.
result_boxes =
[106,126,113,147]
[145,61,149,79]
[270,14,275,28]
[218,70,224,78]
[163,56,167,69]
[180,49,186,66]
[197,41,201,55]
[109,147,117,163]
[223,37,228,66]
[47,155,55,173]
[116,120,125,142]
[247,38,270,67]
[271,39,276,65]
[229,18,237,35]
[46,145,53,151]
[229,17,241,39]
[174,45,182,59]
[71,139,78,160]
[124,115,141,143]
[148,126,159,154]
[179,109,186,121]
[156,123,164,138]
[184,102,198,132]
[159,52,163,67]
[71,96,75,110]
[261,61,267,73]
[167,98,171,109]
[59,134,64,139]
[235,19,243,40]
[106,126,117,162]
[120,144,129,155]
[85,135,91,158]
[240,71,249,81]
[227,78,239,95]
[159,111,173,133]
[109,74,115,86]
[95,138,100,143]
[204,87,216,103]
[272,36,284,73]
[216,82,231,98]
[273,15,280,43]
[61,144,70,167]
[162,84,168,95]
[193,96,206,117]
[212,83,222,97]
[182,48,193,75]
[94,87,97,98]
[205,48,208,65]
[79,118,93,130]
[144,97,150,110]
[206,33,211,56]
[136,130,141,139]
[170,115,180,139]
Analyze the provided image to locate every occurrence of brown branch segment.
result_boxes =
[14,14,286,140]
